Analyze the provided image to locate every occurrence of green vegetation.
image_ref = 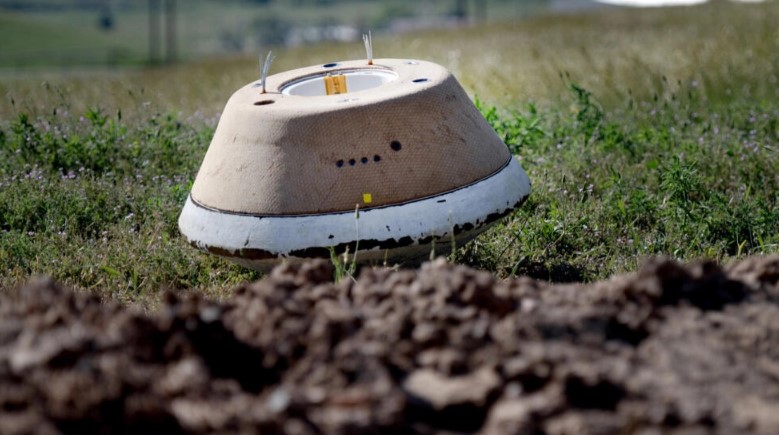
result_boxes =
[1,1,778,303]
[463,81,778,280]
[0,108,261,305]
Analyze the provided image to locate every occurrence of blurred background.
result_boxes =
[0,0,601,69]
[1,0,777,295]
[1,0,776,117]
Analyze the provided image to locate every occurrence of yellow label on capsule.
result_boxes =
[363,193,372,204]
[324,75,347,95]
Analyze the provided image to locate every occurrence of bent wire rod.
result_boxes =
[260,51,275,94]
[363,31,373,65]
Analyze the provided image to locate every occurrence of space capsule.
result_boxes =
[178,58,531,271]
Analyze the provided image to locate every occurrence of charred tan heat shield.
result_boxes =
[179,58,531,271]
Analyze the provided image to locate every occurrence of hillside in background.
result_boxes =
[0,0,555,69]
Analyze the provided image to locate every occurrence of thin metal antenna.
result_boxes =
[362,31,373,65]
[260,50,275,94]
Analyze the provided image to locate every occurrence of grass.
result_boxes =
[461,81,778,280]
[1,1,778,304]
[0,108,262,306]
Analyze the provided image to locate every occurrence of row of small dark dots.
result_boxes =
[335,141,401,168]
[336,155,382,168]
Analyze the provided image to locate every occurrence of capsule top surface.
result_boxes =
[190,58,510,216]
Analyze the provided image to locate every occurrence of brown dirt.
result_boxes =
[1,256,779,434]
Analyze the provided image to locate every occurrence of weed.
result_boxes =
[328,205,360,283]
[329,246,357,283]
[567,78,604,144]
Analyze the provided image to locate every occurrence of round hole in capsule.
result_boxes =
[323,63,338,68]
[412,78,429,83]
[253,100,275,106]
[390,141,402,151]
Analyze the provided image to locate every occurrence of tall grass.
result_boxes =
[459,79,778,280]
[1,1,778,302]
[0,108,261,306]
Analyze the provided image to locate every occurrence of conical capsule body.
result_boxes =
[179,59,531,270]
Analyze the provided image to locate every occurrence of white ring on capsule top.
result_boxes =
[280,70,399,96]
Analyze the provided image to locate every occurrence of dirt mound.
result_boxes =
[1,256,779,434]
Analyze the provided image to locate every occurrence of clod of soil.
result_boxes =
[1,256,778,434]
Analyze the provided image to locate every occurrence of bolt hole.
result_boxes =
[390,140,402,151]
[323,63,338,68]
[361,157,369,164]
[336,160,344,168]
[349,159,356,166]
[254,100,275,106]
[373,154,381,162]
[412,78,429,83]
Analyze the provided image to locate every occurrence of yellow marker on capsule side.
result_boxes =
[324,75,347,95]
[363,193,372,204]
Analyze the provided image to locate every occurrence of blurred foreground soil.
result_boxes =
[1,256,778,434]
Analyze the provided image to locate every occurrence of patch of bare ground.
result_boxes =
[1,256,778,434]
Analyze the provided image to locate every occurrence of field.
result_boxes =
[2,2,779,433]
[1,0,778,307]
